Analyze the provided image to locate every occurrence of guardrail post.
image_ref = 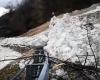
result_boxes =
[26,64,43,80]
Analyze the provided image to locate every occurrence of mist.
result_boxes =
[0,0,23,8]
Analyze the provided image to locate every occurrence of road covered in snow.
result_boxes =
[1,4,100,69]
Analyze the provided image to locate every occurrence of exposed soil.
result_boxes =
[21,21,49,36]
[0,64,20,80]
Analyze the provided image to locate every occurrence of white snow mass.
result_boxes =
[0,46,21,69]
[44,7,100,63]
[0,7,9,17]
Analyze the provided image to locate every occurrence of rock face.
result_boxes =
[0,0,100,37]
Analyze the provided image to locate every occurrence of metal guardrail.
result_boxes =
[38,52,49,80]
[10,47,49,80]
[10,60,31,80]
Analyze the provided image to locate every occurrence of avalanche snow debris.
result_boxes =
[1,5,100,69]
[0,31,48,69]
[19,59,33,69]
[0,46,21,69]
[0,31,48,47]
[44,6,100,63]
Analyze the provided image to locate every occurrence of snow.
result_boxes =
[44,10,100,63]
[80,6,100,16]
[19,59,32,69]
[0,46,21,69]
[0,31,48,47]
[44,15,85,61]
[0,7,9,17]
[0,30,48,69]
[0,31,48,69]
[1,5,100,69]
[56,69,65,76]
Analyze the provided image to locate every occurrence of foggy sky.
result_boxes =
[0,0,23,7]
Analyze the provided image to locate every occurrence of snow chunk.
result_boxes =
[44,14,85,61]
[19,59,32,69]
[44,13,100,63]
[56,69,65,76]
[1,6,100,66]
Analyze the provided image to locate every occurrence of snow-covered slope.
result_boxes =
[44,5,100,62]
[0,31,48,69]
[0,46,21,69]
[0,0,23,8]
[44,15,99,62]
[0,31,48,47]
[43,5,100,63]
[1,5,100,69]
[80,6,100,16]
[0,7,9,17]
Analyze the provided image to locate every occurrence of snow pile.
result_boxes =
[56,69,66,76]
[44,12,100,62]
[1,5,100,68]
[0,7,9,17]
[0,31,48,47]
[0,31,48,69]
[19,59,33,69]
[0,46,21,69]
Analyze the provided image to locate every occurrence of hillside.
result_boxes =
[1,2,100,80]
[0,0,99,37]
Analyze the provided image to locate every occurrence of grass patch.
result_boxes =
[0,64,20,80]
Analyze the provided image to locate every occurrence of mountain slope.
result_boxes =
[1,3,100,70]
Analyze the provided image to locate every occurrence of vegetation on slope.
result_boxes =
[0,64,20,80]
[0,0,100,37]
